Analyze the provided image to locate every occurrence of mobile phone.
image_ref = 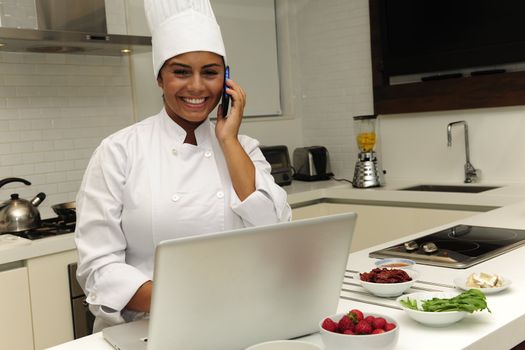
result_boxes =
[221,66,230,117]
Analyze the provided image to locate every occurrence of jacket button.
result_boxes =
[204,150,212,158]
[216,191,224,198]
[171,148,178,155]
[171,194,180,201]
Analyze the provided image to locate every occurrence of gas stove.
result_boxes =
[15,217,76,240]
[369,224,525,268]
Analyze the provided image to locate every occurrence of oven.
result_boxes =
[68,262,95,338]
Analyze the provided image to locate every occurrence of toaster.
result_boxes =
[260,145,293,186]
[292,146,333,181]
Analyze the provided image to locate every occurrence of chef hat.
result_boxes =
[144,0,226,78]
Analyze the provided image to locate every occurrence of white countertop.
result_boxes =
[286,179,525,209]
[49,211,525,350]
[46,182,525,349]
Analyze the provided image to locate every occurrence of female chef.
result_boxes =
[74,0,291,331]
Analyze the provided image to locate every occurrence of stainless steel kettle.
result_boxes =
[0,177,46,233]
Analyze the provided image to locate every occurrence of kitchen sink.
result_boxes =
[399,184,500,193]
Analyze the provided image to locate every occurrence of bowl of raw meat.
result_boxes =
[359,267,419,297]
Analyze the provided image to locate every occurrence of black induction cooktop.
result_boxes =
[369,225,525,268]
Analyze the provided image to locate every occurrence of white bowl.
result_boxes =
[245,340,322,350]
[396,292,467,327]
[454,272,511,294]
[374,258,416,270]
[359,269,419,297]
[319,312,399,350]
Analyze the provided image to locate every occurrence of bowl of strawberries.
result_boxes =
[319,309,399,350]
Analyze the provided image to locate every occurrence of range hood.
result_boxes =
[0,0,151,56]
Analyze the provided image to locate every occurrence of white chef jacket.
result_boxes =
[75,108,291,326]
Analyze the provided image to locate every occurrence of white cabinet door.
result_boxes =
[0,266,34,350]
[27,250,78,350]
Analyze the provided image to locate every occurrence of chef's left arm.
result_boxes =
[216,79,292,225]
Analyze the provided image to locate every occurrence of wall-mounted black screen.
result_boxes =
[379,0,525,76]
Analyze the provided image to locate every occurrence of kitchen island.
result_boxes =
[3,180,525,349]
[47,194,525,349]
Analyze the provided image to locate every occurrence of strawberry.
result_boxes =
[322,317,338,333]
[338,315,354,333]
[355,320,373,335]
[348,309,364,323]
[371,328,385,334]
[343,329,356,335]
[372,317,387,330]
[384,322,397,332]
[364,315,376,325]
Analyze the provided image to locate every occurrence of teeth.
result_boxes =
[183,97,205,104]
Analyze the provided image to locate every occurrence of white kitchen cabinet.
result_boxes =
[0,265,34,350]
[292,203,479,252]
[128,0,281,120]
[26,250,78,350]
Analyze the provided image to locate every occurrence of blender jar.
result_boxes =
[354,115,377,153]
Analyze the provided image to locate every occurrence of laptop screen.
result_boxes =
[105,212,357,350]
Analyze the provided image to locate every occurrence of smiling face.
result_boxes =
[157,51,225,123]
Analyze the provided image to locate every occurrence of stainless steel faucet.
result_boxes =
[447,121,478,183]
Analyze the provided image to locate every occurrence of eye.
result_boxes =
[173,69,191,77]
[203,69,219,77]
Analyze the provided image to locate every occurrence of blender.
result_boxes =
[352,115,382,188]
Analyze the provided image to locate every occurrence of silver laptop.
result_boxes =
[103,212,356,350]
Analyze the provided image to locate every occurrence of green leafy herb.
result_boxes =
[399,297,419,310]
[400,289,491,313]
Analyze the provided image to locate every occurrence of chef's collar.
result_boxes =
[144,0,227,79]
[160,108,210,146]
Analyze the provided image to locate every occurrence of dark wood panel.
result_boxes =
[374,71,525,114]
[368,0,525,115]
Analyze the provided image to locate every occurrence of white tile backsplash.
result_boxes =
[379,108,525,185]
[0,52,134,216]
